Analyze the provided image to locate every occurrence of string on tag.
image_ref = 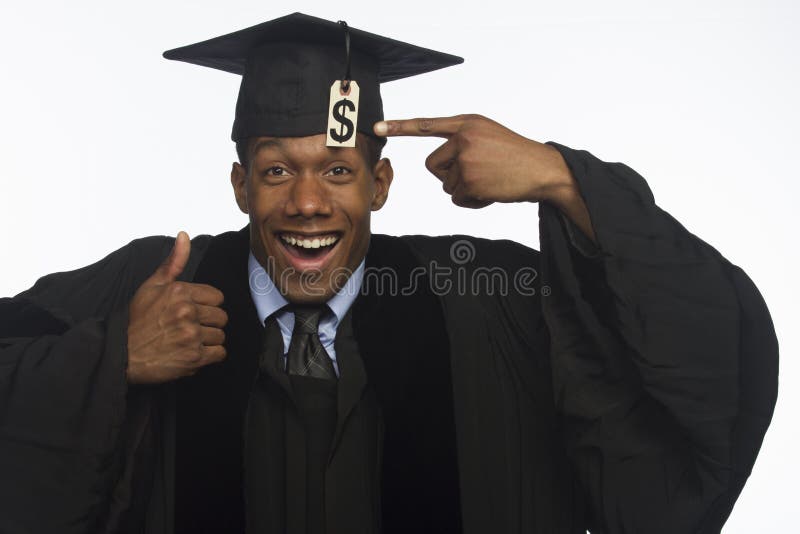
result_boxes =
[337,20,352,92]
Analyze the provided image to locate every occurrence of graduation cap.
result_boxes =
[163,12,463,147]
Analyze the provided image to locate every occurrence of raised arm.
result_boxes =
[376,115,778,532]
[538,144,778,532]
[0,233,225,533]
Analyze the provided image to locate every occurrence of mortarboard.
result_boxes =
[163,12,463,146]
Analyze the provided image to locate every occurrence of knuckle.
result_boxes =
[184,347,203,364]
[454,135,470,152]
[418,118,435,133]
[458,129,476,146]
[424,153,436,172]
[168,282,187,297]
[179,324,200,343]
[452,191,470,206]
[173,302,196,320]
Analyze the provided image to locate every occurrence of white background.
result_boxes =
[1,0,797,531]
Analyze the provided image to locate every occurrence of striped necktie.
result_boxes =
[286,305,337,381]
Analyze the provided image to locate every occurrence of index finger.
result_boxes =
[373,116,465,138]
[188,283,225,306]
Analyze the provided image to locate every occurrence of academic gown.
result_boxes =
[0,144,778,534]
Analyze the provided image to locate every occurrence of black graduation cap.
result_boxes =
[163,12,464,143]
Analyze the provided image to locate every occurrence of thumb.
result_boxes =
[148,231,191,285]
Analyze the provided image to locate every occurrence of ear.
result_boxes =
[231,162,249,214]
[370,157,394,211]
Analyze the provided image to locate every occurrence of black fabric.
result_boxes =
[245,306,382,534]
[175,229,462,534]
[230,41,383,142]
[321,305,383,533]
[289,375,337,534]
[173,229,261,534]
[244,316,289,534]
[0,144,779,534]
[162,13,463,141]
[402,234,584,534]
[0,234,212,534]
[353,236,463,534]
[285,304,338,534]
[540,143,779,533]
[162,12,463,81]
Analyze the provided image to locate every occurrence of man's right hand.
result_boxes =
[126,232,228,384]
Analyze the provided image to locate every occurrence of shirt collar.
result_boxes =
[247,252,365,324]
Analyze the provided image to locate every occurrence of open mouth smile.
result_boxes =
[276,232,342,271]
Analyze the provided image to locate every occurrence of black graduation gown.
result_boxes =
[0,144,778,534]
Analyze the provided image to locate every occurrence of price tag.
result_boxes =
[326,80,360,147]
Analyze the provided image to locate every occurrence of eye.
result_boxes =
[265,166,288,176]
[326,166,351,176]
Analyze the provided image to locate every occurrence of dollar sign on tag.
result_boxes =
[326,80,360,148]
[330,99,355,143]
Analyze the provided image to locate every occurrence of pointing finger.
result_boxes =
[374,116,466,138]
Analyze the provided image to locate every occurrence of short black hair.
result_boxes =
[235,134,386,173]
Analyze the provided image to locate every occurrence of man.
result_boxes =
[0,13,777,534]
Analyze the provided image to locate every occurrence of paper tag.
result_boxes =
[326,80,360,147]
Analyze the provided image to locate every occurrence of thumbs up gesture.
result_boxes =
[126,232,228,384]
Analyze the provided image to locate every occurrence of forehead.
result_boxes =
[248,134,369,163]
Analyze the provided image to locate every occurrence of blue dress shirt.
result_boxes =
[247,252,365,377]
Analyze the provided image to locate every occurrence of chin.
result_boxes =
[282,282,336,305]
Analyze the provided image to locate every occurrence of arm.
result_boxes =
[0,240,148,533]
[538,144,778,533]
[376,115,778,532]
[0,233,225,533]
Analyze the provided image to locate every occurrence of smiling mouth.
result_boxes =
[277,232,341,263]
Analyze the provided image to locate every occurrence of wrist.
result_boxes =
[527,143,578,205]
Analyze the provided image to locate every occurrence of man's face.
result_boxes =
[231,133,393,304]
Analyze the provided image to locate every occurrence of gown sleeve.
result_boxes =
[539,143,778,533]
[0,236,175,534]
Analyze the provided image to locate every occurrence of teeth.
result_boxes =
[281,234,339,249]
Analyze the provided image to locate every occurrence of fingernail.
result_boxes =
[373,121,388,136]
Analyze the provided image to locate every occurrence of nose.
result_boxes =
[286,174,333,219]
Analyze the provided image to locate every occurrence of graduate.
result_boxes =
[0,12,778,534]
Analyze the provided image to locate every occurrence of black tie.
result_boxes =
[286,306,337,381]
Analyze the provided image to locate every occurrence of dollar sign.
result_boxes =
[330,99,355,143]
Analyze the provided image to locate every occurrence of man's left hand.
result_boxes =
[374,114,596,242]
